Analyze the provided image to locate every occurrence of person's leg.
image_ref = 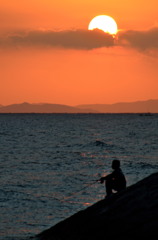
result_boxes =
[105,179,113,196]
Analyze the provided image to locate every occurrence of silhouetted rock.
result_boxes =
[34,172,158,240]
[95,140,106,146]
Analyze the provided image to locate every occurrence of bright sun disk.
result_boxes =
[88,15,118,35]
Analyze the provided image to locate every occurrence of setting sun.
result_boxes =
[88,15,118,35]
[0,1,158,106]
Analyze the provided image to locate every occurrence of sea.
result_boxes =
[0,113,158,240]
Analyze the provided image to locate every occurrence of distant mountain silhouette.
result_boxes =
[0,102,97,113]
[76,99,158,113]
[0,100,157,113]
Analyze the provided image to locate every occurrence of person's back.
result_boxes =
[110,167,126,191]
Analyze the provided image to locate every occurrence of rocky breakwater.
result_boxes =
[34,173,158,240]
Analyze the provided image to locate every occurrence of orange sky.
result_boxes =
[0,0,158,105]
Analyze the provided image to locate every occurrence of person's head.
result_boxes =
[112,159,120,169]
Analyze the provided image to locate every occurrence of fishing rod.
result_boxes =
[60,180,99,202]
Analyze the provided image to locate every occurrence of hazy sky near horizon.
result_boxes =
[0,0,158,105]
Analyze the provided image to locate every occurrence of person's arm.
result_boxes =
[99,172,114,183]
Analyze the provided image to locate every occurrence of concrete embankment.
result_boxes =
[33,172,158,240]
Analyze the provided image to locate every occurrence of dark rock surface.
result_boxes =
[34,173,158,240]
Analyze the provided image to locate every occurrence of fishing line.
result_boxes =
[11,180,99,204]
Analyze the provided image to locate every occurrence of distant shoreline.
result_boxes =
[0,113,158,115]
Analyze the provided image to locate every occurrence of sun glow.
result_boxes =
[88,15,118,35]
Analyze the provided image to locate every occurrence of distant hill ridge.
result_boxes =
[0,99,158,113]
[76,99,158,113]
[0,102,97,113]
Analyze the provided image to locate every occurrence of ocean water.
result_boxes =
[0,113,158,240]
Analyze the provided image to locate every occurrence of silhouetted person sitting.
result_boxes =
[99,160,126,197]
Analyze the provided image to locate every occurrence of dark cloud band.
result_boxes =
[2,29,114,50]
[118,28,158,50]
[1,28,158,52]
